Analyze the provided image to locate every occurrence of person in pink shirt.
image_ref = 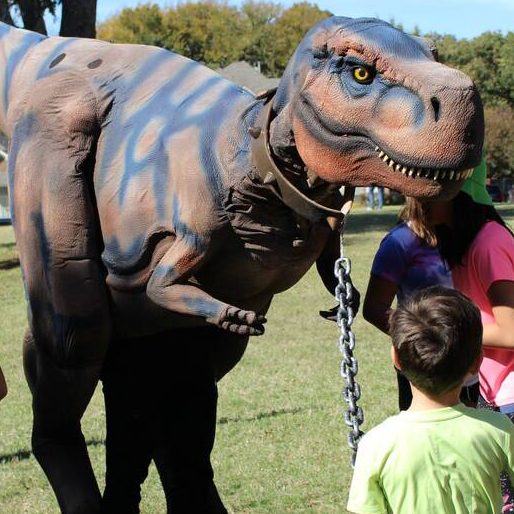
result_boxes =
[428,157,514,513]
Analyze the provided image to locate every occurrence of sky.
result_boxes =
[43,0,514,39]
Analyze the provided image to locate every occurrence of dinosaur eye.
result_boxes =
[352,66,374,84]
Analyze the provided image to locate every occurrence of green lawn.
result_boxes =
[1,205,513,513]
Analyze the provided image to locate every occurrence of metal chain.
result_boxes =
[335,220,364,467]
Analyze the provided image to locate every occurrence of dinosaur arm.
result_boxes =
[147,238,266,336]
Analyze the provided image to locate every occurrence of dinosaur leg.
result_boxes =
[9,97,111,513]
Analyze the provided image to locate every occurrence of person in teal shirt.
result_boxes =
[347,286,514,514]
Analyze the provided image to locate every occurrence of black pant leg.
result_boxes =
[153,328,228,514]
[101,340,155,514]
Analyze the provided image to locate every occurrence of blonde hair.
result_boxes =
[399,198,437,247]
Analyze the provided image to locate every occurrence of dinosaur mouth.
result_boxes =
[374,146,473,181]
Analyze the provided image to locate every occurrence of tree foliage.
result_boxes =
[97,1,332,74]
[426,31,514,176]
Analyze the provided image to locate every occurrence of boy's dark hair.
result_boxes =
[389,286,482,395]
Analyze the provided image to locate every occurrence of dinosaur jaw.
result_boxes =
[373,146,473,182]
[292,114,475,199]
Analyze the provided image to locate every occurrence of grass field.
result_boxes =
[1,205,513,513]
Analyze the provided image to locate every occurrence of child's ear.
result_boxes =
[391,346,401,370]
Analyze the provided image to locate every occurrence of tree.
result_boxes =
[269,2,332,75]
[2,0,97,38]
[484,104,514,178]
[0,0,14,25]
[163,2,247,68]
[60,0,96,38]
[97,4,167,47]
[16,0,54,34]
[240,0,282,74]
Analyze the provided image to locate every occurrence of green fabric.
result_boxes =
[461,156,493,206]
[347,405,514,514]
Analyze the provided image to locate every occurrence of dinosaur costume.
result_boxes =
[0,16,483,514]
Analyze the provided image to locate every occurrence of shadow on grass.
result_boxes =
[0,408,309,464]
[218,406,308,425]
[0,438,105,465]
[497,207,514,220]
[0,258,19,270]
[346,210,399,235]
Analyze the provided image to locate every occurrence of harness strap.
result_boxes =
[250,89,355,230]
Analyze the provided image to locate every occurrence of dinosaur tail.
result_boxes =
[0,22,45,135]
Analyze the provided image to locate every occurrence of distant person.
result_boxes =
[348,286,514,514]
[428,156,514,513]
[366,186,384,210]
[363,198,479,410]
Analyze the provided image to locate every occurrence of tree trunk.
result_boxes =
[17,0,47,34]
[0,0,15,26]
[60,0,97,38]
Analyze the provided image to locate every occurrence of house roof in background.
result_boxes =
[217,61,279,95]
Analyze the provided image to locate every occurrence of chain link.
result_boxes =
[335,220,364,467]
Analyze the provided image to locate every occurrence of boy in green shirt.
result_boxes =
[347,286,514,514]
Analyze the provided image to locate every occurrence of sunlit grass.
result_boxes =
[1,205,512,513]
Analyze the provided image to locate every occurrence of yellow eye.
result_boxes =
[352,66,373,84]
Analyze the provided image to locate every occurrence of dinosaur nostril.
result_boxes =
[431,96,441,122]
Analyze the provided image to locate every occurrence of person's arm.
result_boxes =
[316,230,360,318]
[347,433,388,514]
[0,364,7,401]
[362,275,398,335]
[482,280,514,349]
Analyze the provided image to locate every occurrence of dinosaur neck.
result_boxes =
[267,101,342,207]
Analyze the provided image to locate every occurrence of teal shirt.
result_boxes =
[347,405,514,514]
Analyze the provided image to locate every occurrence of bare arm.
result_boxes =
[0,363,7,401]
[362,274,398,335]
[482,280,514,349]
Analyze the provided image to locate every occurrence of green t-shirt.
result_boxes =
[347,404,514,514]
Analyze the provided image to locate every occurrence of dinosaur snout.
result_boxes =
[373,65,484,170]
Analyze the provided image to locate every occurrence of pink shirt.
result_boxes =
[452,221,514,406]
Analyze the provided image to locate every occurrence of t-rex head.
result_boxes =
[271,17,484,200]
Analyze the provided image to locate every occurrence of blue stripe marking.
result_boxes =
[7,112,37,228]
[96,50,239,219]
[4,30,45,110]
[31,211,52,291]
[35,38,77,80]
[181,296,220,318]
[102,234,145,274]
[171,195,204,249]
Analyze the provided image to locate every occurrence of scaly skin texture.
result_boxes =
[1,17,483,513]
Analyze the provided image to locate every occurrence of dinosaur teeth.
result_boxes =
[374,145,469,182]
